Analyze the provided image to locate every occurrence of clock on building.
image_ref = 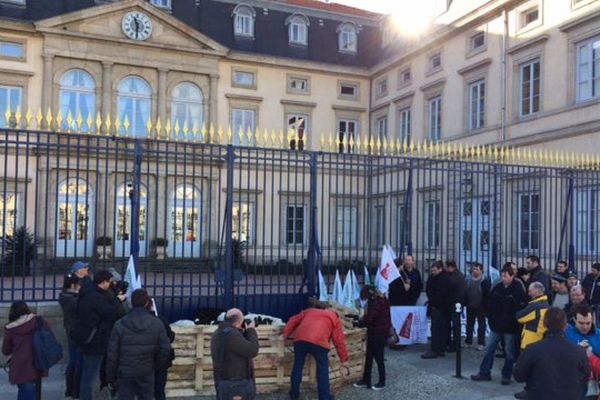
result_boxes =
[122,11,153,41]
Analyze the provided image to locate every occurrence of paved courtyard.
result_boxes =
[0,342,519,399]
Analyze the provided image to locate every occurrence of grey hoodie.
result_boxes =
[105,307,171,382]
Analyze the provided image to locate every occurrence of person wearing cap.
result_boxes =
[551,274,570,310]
[71,261,93,291]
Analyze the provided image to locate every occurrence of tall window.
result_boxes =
[0,192,17,238]
[428,96,441,141]
[520,59,540,116]
[233,202,254,244]
[577,36,600,102]
[233,4,255,37]
[287,15,309,45]
[232,108,255,146]
[424,200,440,249]
[519,193,540,250]
[575,188,600,255]
[338,119,357,153]
[287,114,307,150]
[0,85,22,128]
[59,69,96,132]
[468,80,485,130]
[117,76,151,137]
[338,23,357,53]
[286,204,304,245]
[171,83,203,138]
[398,108,411,142]
[336,206,357,246]
[377,117,388,142]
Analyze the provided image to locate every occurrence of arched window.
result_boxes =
[169,184,202,258]
[171,83,204,139]
[232,4,255,38]
[338,23,358,53]
[286,14,309,45]
[59,69,96,132]
[115,183,148,257]
[117,76,151,137]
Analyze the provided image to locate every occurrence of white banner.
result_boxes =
[390,306,429,345]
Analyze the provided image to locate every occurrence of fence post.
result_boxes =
[306,152,318,297]
[129,139,143,266]
[454,302,463,379]
[224,145,235,309]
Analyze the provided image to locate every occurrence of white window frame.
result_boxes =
[424,200,440,249]
[150,0,171,9]
[398,107,411,142]
[376,78,388,98]
[576,36,600,103]
[59,69,96,132]
[285,204,306,245]
[429,52,442,73]
[518,192,540,251]
[0,41,24,60]
[0,85,22,128]
[468,79,485,130]
[428,96,441,141]
[287,113,308,150]
[339,82,358,99]
[232,69,256,89]
[520,59,540,116]
[376,116,388,141]
[398,67,411,88]
[232,202,255,245]
[337,118,357,153]
[287,75,310,94]
[233,4,255,38]
[338,23,357,53]
[117,76,152,137]
[336,205,358,247]
[231,108,256,146]
[373,205,386,248]
[287,15,309,46]
[520,6,539,29]
[0,192,18,238]
[170,82,204,138]
[574,188,600,256]
[470,31,485,51]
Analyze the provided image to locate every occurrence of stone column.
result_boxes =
[209,74,219,127]
[157,68,168,126]
[41,54,54,126]
[101,61,113,121]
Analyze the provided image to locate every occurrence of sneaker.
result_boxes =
[470,373,492,381]
[477,345,485,351]
[353,381,369,388]
[421,351,439,359]
[372,383,385,391]
[501,377,511,385]
[514,390,528,399]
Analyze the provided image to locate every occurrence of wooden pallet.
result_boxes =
[166,319,366,398]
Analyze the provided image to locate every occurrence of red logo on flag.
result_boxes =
[381,263,390,280]
[399,312,414,339]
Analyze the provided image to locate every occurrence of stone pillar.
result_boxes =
[157,68,168,126]
[209,74,218,127]
[41,54,54,125]
[101,61,113,120]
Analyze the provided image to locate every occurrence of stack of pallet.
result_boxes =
[166,312,366,398]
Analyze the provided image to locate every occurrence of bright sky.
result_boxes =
[334,0,393,14]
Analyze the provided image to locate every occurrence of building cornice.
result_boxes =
[0,68,34,77]
[331,104,367,112]
[507,35,549,55]
[0,18,36,33]
[280,99,317,108]
[419,78,447,92]
[457,58,492,75]
[559,9,600,32]
[225,93,264,102]
[391,90,415,104]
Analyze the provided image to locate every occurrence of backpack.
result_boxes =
[32,316,63,372]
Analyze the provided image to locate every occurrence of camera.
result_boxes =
[113,280,129,296]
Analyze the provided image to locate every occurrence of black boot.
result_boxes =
[65,370,73,398]
[71,372,81,399]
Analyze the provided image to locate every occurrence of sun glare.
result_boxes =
[389,2,434,37]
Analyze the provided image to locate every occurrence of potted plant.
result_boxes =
[152,238,168,260]
[3,226,36,276]
[95,236,112,260]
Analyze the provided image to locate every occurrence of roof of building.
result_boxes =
[0,0,383,67]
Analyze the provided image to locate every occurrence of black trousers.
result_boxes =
[431,308,449,354]
[465,307,486,346]
[362,334,386,386]
[117,375,154,400]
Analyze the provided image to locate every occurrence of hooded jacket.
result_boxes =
[487,279,528,334]
[75,283,121,355]
[2,314,49,385]
[105,307,172,383]
[58,290,78,338]
[516,295,549,349]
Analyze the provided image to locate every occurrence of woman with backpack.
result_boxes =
[59,273,82,399]
[2,301,48,400]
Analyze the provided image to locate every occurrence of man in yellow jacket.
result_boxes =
[517,282,550,350]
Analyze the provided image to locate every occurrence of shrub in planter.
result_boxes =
[3,226,36,276]
[96,236,113,260]
[96,236,112,246]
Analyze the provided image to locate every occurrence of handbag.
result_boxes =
[586,378,599,398]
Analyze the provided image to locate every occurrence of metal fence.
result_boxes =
[1,128,599,321]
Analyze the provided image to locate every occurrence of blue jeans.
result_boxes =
[290,341,331,400]
[80,354,104,400]
[17,381,36,400]
[479,331,515,379]
[67,340,83,375]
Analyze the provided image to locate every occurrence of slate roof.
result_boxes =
[0,0,384,67]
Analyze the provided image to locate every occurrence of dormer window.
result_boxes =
[232,4,256,38]
[338,23,358,53]
[286,14,309,46]
[150,0,171,9]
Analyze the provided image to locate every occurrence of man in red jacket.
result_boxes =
[284,305,349,400]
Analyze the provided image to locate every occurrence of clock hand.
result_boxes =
[134,17,140,39]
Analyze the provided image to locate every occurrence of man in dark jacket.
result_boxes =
[526,255,550,297]
[583,263,600,327]
[422,261,452,359]
[74,270,124,400]
[402,255,423,305]
[211,308,259,400]
[445,261,466,352]
[471,264,527,385]
[106,289,172,400]
[513,307,590,400]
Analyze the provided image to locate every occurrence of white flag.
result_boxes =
[318,270,329,302]
[364,265,371,286]
[342,270,355,309]
[332,269,343,304]
[124,255,142,302]
[488,266,501,285]
[377,246,400,295]
[351,270,361,301]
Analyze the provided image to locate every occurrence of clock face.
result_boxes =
[122,12,153,41]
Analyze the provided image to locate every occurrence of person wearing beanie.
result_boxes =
[550,274,569,310]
